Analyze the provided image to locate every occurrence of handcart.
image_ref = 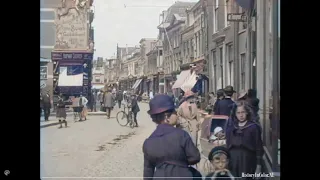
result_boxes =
[73,106,83,122]
[199,114,229,174]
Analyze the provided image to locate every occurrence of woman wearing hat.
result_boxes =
[205,146,235,180]
[225,101,263,178]
[143,94,201,180]
[177,90,201,147]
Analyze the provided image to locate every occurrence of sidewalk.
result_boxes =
[41,111,107,128]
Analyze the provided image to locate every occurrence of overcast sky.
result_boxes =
[92,0,198,59]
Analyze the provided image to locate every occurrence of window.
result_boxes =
[212,51,217,91]
[214,0,219,33]
[219,47,224,88]
[95,76,100,83]
[240,53,246,90]
[40,66,48,79]
[227,44,234,86]
[239,6,247,31]
[225,0,231,27]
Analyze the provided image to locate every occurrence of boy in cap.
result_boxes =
[205,146,234,180]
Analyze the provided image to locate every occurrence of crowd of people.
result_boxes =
[143,85,263,179]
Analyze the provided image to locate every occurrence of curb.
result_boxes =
[40,121,60,128]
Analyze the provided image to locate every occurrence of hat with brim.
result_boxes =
[238,91,247,99]
[148,94,175,115]
[224,86,236,93]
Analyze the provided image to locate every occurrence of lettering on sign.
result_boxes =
[54,7,88,50]
[227,13,247,22]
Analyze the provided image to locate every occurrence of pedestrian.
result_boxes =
[212,89,225,115]
[214,86,235,116]
[130,94,140,127]
[143,94,201,180]
[92,90,97,112]
[225,101,263,178]
[116,90,123,109]
[103,89,115,119]
[56,93,67,128]
[177,90,201,147]
[41,90,51,121]
[205,146,235,180]
[149,89,154,100]
[206,92,215,114]
[79,94,88,121]
[246,89,260,122]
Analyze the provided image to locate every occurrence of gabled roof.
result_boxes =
[164,1,196,23]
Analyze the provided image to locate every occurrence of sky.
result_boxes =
[92,0,198,59]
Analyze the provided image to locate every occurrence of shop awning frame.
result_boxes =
[172,70,191,89]
[132,79,143,89]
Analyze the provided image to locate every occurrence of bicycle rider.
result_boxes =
[130,94,140,127]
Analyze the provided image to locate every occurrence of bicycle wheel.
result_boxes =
[117,111,129,126]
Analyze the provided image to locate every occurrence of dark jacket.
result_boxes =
[214,97,234,116]
[116,92,123,101]
[41,93,51,108]
[143,124,201,180]
[131,98,140,113]
[246,89,260,116]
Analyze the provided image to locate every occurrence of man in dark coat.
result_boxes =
[130,95,140,127]
[116,90,124,109]
[214,86,235,116]
[41,90,51,121]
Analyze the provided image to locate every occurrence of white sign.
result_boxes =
[54,7,88,50]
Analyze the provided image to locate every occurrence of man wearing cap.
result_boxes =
[130,94,140,127]
[214,86,236,116]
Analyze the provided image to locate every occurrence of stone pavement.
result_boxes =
[41,103,155,179]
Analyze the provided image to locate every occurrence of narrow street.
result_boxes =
[41,103,154,179]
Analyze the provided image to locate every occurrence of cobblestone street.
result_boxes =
[41,103,155,179]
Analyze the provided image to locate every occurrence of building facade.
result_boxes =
[41,0,95,97]
[158,2,196,93]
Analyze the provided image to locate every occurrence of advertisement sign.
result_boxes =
[54,0,89,50]
[51,52,93,61]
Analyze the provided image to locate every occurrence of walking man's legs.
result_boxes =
[133,112,138,127]
[106,107,111,118]
[118,100,121,108]
[44,107,50,121]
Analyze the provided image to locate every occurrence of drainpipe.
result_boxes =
[234,7,240,95]
[271,0,280,172]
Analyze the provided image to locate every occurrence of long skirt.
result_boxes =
[81,107,88,118]
[56,107,67,119]
[229,147,257,178]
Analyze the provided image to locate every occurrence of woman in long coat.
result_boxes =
[177,91,200,147]
[56,93,67,128]
[143,94,201,180]
[103,90,115,118]
[225,101,263,178]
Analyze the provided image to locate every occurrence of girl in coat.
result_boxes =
[143,94,201,180]
[56,93,67,128]
[225,101,263,178]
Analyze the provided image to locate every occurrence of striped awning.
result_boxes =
[172,70,191,89]
[181,71,198,92]
[132,79,143,89]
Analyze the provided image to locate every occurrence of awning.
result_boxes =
[181,71,198,92]
[40,58,51,62]
[172,70,191,89]
[92,85,104,89]
[132,79,143,89]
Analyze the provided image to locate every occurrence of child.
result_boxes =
[205,146,235,180]
[209,127,226,145]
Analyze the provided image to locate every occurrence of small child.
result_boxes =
[209,127,226,144]
[205,146,235,180]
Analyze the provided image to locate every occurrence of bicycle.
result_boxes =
[116,103,136,128]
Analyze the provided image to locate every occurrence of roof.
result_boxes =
[164,1,196,23]
[117,46,138,59]
[139,38,157,43]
